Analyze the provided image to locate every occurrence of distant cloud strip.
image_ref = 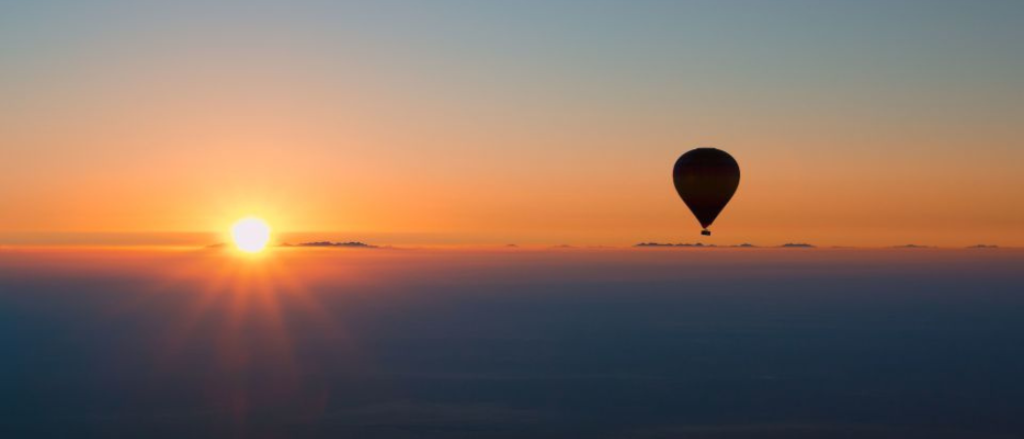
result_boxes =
[635,242,758,248]
[635,242,819,248]
[282,241,378,248]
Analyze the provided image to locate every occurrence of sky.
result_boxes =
[2,0,1022,247]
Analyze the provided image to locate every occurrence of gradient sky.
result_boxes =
[2,0,1022,246]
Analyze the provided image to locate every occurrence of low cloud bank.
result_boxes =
[282,241,378,248]
[635,242,756,248]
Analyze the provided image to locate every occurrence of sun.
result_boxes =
[231,217,272,253]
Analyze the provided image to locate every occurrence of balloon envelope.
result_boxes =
[672,148,740,234]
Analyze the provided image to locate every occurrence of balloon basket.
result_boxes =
[701,230,711,236]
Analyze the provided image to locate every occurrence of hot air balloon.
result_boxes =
[673,148,740,236]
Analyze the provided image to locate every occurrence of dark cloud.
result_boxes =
[620,423,998,439]
[2,249,1023,438]
[635,242,714,247]
[635,242,756,248]
[282,241,378,248]
[318,401,544,427]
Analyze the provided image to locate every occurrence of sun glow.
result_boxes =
[231,217,271,253]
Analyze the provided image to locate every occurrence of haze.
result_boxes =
[3,0,1023,247]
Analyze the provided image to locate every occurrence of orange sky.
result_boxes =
[2,2,1022,247]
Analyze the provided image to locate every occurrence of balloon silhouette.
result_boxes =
[673,148,740,236]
